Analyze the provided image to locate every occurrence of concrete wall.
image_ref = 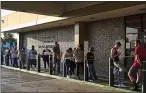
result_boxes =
[23,25,74,54]
[87,17,125,77]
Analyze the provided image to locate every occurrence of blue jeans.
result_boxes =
[65,59,71,75]
[87,64,97,80]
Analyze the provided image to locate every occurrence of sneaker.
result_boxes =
[67,75,70,78]
[72,75,76,78]
[35,68,37,71]
[118,84,126,88]
[30,68,32,71]
[44,69,47,72]
[88,80,94,82]
[120,83,127,88]
[130,87,139,91]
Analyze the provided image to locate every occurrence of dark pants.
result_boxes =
[43,57,49,69]
[20,58,26,69]
[65,59,71,75]
[1,55,3,65]
[87,64,97,80]
[13,58,18,67]
[5,55,9,66]
[76,62,84,77]
[53,56,60,74]
[70,61,76,75]
[29,59,37,68]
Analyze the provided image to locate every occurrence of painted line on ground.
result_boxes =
[1,65,141,93]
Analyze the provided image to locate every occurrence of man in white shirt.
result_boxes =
[28,45,37,70]
[11,46,18,67]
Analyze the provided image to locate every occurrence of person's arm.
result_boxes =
[135,47,141,66]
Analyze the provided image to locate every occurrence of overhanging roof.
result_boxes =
[2,1,145,17]
[3,4,145,33]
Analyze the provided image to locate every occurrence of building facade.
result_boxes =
[1,1,146,77]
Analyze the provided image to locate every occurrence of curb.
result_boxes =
[1,65,141,93]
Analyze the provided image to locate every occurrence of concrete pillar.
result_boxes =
[74,22,88,47]
[74,22,89,81]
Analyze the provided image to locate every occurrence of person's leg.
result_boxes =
[34,59,37,68]
[72,62,76,75]
[29,59,32,69]
[136,69,141,84]
[65,59,69,76]
[76,63,80,78]
[43,59,47,70]
[57,59,60,74]
[53,56,57,74]
[15,58,18,67]
[69,60,73,75]
[46,59,49,68]
[87,64,93,80]
[13,58,15,67]
[92,65,98,80]
[128,66,138,90]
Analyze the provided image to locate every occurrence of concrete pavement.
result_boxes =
[1,67,126,92]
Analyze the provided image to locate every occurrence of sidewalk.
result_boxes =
[1,65,141,93]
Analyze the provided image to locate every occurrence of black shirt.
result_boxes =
[86,52,94,64]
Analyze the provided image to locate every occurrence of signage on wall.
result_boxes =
[37,35,56,48]
[38,45,54,48]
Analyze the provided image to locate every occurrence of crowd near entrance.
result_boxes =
[1,13,146,93]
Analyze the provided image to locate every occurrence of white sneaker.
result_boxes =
[67,75,70,78]
[120,83,127,87]
[118,84,126,88]
[30,68,32,71]
[35,68,37,71]
[88,80,93,82]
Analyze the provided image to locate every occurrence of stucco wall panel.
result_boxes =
[88,17,125,77]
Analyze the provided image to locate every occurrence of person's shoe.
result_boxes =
[130,87,139,91]
[72,75,76,78]
[88,79,94,82]
[30,68,32,71]
[120,83,127,88]
[44,69,47,72]
[77,76,80,80]
[67,75,70,78]
[35,68,37,71]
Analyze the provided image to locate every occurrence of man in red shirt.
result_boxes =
[128,40,146,91]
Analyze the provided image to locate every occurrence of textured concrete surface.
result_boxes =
[88,17,125,76]
[1,67,125,92]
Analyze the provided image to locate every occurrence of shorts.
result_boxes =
[29,59,37,66]
[128,66,140,79]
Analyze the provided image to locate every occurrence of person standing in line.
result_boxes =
[128,40,146,91]
[42,49,51,72]
[53,42,61,74]
[86,47,98,82]
[11,46,18,67]
[73,44,84,79]
[111,42,126,88]
[64,49,71,78]
[70,48,76,78]
[19,47,26,69]
[28,45,37,71]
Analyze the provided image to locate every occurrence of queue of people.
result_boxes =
[1,40,146,91]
